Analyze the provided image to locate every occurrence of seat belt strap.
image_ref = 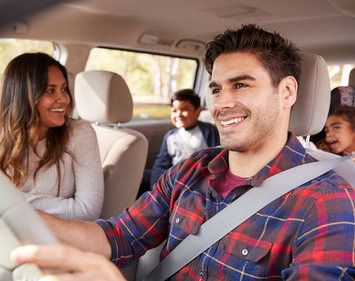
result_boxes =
[143,156,348,281]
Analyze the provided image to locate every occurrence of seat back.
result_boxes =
[75,70,148,219]
[289,53,330,136]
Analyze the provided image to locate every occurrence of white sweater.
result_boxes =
[21,119,104,221]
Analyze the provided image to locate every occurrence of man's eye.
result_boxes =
[234,83,246,89]
[211,88,220,95]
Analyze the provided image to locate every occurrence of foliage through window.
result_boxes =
[85,47,198,121]
[0,39,54,79]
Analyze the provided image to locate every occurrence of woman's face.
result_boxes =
[36,66,71,139]
[325,115,355,154]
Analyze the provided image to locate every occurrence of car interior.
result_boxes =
[0,0,354,280]
[0,51,353,280]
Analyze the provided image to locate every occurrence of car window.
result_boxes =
[85,47,198,121]
[328,64,355,89]
[0,39,54,80]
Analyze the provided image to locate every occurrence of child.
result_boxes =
[325,106,355,157]
[150,89,219,187]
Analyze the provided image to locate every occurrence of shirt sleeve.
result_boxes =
[26,120,104,221]
[282,182,355,280]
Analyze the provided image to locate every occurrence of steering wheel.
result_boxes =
[0,172,59,281]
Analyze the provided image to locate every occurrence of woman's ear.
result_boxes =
[279,76,298,109]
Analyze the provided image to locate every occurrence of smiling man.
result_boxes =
[11,24,355,281]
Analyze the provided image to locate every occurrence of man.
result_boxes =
[150,88,219,187]
[11,24,355,280]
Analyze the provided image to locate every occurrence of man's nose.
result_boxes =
[212,90,236,109]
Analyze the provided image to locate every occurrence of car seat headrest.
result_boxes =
[75,70,133,123]
[289,53,330,136]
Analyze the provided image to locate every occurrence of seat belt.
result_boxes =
[143,156,348,281]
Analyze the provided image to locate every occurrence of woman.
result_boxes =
[325,105,355,158]
[0,53,104,220]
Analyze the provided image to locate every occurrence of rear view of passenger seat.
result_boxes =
[75,70,148,218]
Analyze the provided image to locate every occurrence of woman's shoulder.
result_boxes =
[68,118,91,129]
[67,118,96,140]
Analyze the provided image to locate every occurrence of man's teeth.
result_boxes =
[221,117,245,126]
[51,108,64,112]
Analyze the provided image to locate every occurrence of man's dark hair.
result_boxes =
[170,89,201,109]
[205,24,302,87]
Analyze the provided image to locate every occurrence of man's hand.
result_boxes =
[10,244,126,281]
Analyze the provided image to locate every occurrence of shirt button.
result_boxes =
[175,218,180,223]
[242,248,248,256]
[199,271,204,277]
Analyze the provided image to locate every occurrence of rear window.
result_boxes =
[328,64,355,90]
[85,47,198,121]
[0,39,54,80]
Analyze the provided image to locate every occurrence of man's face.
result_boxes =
[171,100,201,129]
[209,52,285,153]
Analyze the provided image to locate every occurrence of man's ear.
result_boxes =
[279,76,298,109]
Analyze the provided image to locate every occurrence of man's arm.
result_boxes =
[284,183,355,279]
[39,211,111,259]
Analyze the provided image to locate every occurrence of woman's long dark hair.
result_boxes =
[0,52,74,191]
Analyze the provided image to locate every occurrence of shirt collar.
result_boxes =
[184,121,199,131]
[207,133,307,187]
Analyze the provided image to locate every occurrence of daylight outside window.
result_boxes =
[0,39,54,80]
[85,47,198,121]
[328,64,355,90]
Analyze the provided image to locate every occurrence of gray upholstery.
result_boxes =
[75,70,133,123]
[75,70,148,219]
[289,53,330,136]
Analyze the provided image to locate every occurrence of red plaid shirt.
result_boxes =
[97,134,355,280]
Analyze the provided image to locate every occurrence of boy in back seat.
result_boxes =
[150,89,220,187]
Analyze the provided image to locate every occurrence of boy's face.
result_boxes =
[171,100,201,129]
[325,115,355,154]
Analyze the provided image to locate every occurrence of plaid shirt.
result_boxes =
[97,134,355,280]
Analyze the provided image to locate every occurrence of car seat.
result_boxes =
[75,70,148,219]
